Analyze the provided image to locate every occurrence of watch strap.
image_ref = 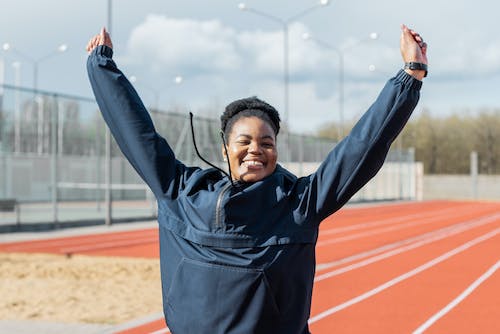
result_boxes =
[404,62,428,77]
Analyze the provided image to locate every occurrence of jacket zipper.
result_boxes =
[215,182,232,229]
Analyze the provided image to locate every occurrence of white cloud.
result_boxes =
[124,15,241,74]
[448,40,500,77]
[236,22,332,78]
[123,16,333,80]
[119,15,411,131]
[116,8,500,132]
[121,16,385,96]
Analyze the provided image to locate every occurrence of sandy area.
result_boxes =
[0,252,162,325]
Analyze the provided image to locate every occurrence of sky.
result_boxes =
[0,0,499,134]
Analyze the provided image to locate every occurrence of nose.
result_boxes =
[248,141,262,154]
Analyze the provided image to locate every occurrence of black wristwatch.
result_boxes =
[404,62,428,77]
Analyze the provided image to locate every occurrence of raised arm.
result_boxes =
[310,25,427,221]
[86,28,185,198]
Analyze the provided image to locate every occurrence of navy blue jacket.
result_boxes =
[87,45,421,334]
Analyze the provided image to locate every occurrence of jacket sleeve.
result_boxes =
[310,69,422,222]
[86,45,184,199]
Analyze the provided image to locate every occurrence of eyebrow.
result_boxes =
[235,134,275,141]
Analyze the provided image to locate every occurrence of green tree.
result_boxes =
[318,108,500,175]
[473,109,500,174]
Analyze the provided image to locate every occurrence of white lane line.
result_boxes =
[143,220,498,334]
[316,214,492,272]
[315,213,500,281]
[5,230,157,251]
[149,327,170,334]
[60,236,158,254]
[317,209,485,247]
[412,260,500,334]
[308,227,500,324]
[319,205,472,236]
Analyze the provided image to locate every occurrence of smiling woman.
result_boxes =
[226,116,278,182]
[220,97,280,183]
[86,24,427,334]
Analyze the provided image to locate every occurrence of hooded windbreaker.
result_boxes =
[87,45,421,334]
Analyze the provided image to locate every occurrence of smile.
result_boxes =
[242,160,264,168]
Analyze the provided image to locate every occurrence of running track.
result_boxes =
[1,200,499,333]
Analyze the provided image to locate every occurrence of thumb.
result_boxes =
[400,24,412,42]
[99,27,106,44]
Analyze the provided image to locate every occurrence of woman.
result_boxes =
[86,24,427,334]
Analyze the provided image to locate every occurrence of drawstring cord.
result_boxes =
[189,112,235,187]
[219,131,234,184]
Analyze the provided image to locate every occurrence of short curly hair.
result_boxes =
[221,96,281,138]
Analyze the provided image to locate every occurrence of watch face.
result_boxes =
[406,62,427,71]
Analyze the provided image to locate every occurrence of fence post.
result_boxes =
[397,144,403,200]
[0,72,7,197]
[408,147,415,200]
[37,96,44,154]
[470,151,478,200]
[51,95,59,225]
[0,144,6,198]
[105,127,112,225]
[297,135,304,176]
[95,117,102,211]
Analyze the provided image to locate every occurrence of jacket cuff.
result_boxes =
[94,45,113,58]
[394,69,422,90]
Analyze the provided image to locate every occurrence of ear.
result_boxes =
[221,144,228,161]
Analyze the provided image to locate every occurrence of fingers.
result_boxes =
[421,42,428,56]
[99,27,106,45]
[100,27,113,49]
[401,24,426,49]
[400,23,428,67]
[86,27,113,54]
[86,34,99,54]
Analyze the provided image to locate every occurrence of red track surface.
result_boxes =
[1,200,499,334]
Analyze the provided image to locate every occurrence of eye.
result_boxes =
[262,142,275,148]
[236,140,250,145]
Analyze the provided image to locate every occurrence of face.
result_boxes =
[223,116,278,183]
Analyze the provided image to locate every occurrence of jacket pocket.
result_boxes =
[166,258,280,333]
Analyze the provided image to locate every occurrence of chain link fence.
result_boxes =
[0,84,416,229]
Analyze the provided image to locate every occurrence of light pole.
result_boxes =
[302,32,377,138]
[0,57,3,158]
[238,1,330,162]
[0,57,4,96]
[104,0,113,226]
[12,61,22,153]
[2,42,67,91]
[3,42,68,154]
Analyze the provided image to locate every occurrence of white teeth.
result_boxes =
[244,160,263,166]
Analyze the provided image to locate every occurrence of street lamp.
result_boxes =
[238,1,330,162]
[2,42,68,91]
[368,64,396,78]
[3,43,68,154]
[174,75,183,85]
[130,75,184,111]
[129,75,161,111]
[302,32,377,138]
